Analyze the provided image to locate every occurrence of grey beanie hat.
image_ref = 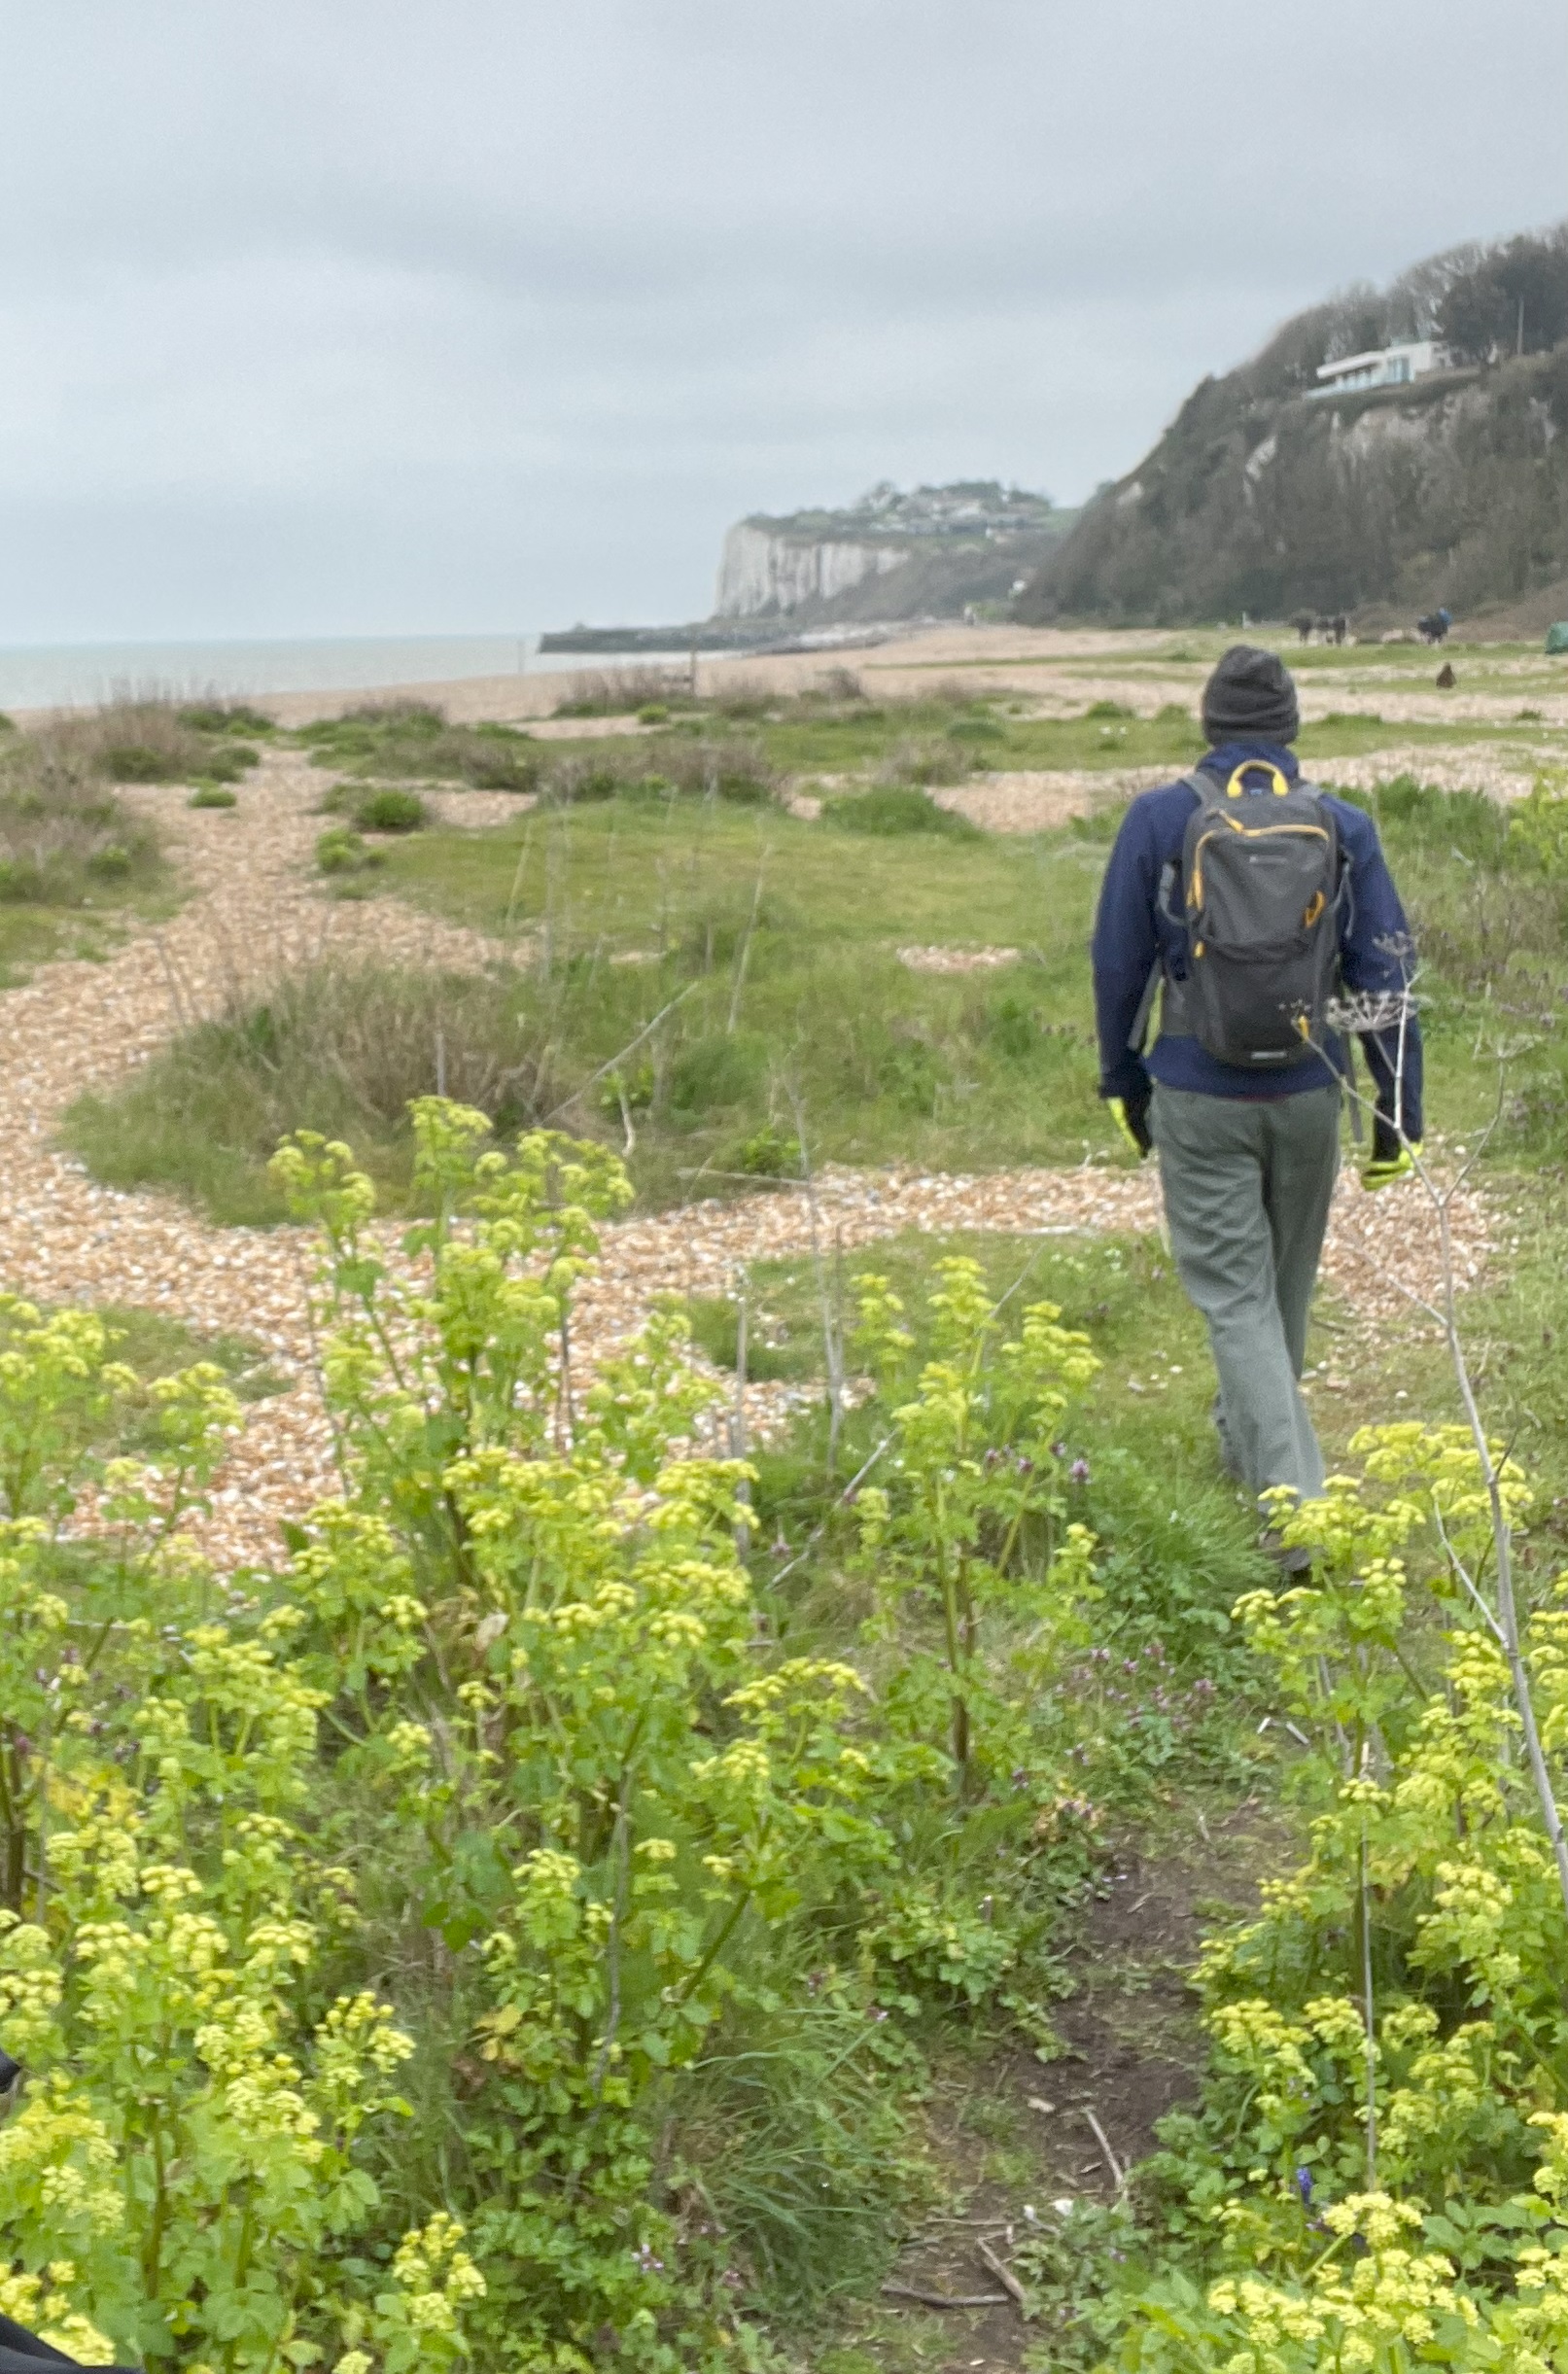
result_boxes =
[1201,644,1301,745]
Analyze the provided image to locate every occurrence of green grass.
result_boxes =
[62,962,533,1225]
[541,684,1567,797]
[293,701,540,791]
[693,1223,1354,1628]
[60,750,1568,1231]
[819,785,983,837]
[0,904,137,987]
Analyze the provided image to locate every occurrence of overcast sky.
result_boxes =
[0,0,1563,644]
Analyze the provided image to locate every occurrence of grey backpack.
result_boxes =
[1165,762,1342,1068]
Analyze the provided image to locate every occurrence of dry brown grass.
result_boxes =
[47,698,215,786]
[0,721,161,900]
[552,666,689,716]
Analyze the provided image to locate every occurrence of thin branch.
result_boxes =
[540,980,700,1123]
[725,843,770,1034]
[769,1430,895,1588]
[1081,2106,1126,2191]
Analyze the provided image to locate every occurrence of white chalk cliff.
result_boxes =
[716,523,906,617]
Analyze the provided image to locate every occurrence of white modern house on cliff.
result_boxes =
[1307,339,1451,399]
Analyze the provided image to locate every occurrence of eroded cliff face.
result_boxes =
[1019,341,1568,625]
[716,523,905,617]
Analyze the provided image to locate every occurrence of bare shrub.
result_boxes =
[659,736,779,805]
[813,665,866,703]
[874,735,968,789]
[336,698,447,730]
[50,698,212,786]
[708,673,775,720]
[0,728,159,900]
[552,668,684,717]
[541,738,779,809]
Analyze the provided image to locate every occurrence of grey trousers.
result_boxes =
[1150,1082,1341,1507]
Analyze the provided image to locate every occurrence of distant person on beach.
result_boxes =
[1089,646,1423,1560]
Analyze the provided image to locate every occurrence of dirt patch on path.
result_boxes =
[868,1802,1286,2372]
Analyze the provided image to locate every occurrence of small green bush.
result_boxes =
[984,991,1039,1059]
[354,785,428,833]
[821,786,983,839]
[299,706,539,793]
[945,715,1005,743]
[192,744,259,785]
[188,786,237,810]
[542,761,622,805]
[340,697,446,733]
[1085,698,1135,719]
[316,826,383,876]
[176,702,274,734]
[99,742,177,784]
[637,701,670,724]
[736,1120,799,1176]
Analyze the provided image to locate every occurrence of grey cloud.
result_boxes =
[0,0,1562,639]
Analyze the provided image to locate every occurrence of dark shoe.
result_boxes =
[1260,1526,1315,1581]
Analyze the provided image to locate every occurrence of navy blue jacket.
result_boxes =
[1091,741,1423,1138]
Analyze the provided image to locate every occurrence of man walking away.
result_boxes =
[1091,646,1422,1548]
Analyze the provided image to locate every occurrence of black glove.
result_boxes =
[1108,1080,1153,1159]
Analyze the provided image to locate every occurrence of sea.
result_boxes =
[0,633,629,714]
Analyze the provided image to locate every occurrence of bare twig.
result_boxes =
[1081,2107,1126,2191]
[768,1429,896,1587]
[540,980,699,1123]
[615,1075,637,1158]
[787,1084,846,1473]
[881,2281,1010,2311]
[725,843,770,1033]
[975,2237,1027,2310]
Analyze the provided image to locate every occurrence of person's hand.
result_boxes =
[1108,1090,1152,1160]
[1361,1138,1421,1190]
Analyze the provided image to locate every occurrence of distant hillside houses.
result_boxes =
[845,480,1060,539]
[1308,338,1452,399]
[715,479,1070,622]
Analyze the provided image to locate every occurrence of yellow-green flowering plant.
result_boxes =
[1135,1424,1568,2323]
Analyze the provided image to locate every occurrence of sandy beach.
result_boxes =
[237,618,1568,736]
